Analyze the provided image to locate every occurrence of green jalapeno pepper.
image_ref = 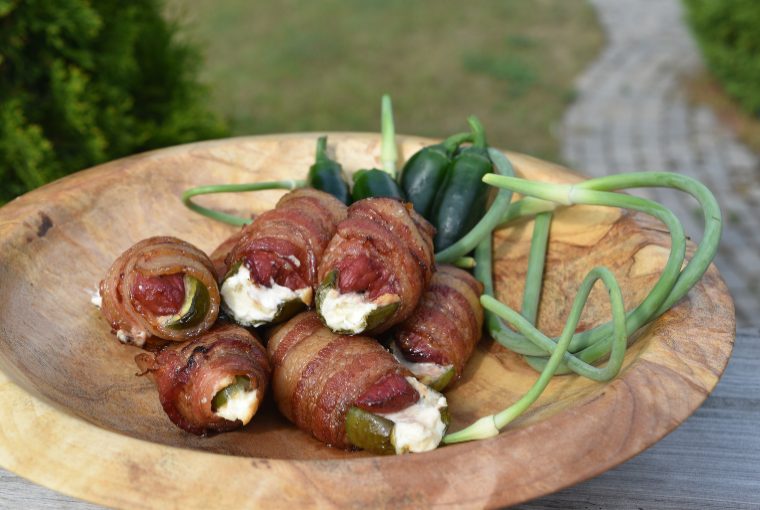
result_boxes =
[349,95,406,203]
[430,116,492,251]
[426,365,456,392]
[345,403,451,455]
[307,136,351,204]
[346,406,396,454]
[399,132,471,219]
[162,275,210,329]
[212,375,251,412]
[351,168,406,202]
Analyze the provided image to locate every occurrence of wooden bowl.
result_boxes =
[0,134,735,508]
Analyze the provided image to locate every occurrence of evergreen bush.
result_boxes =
[684,0,760,116]
[0,0,227,203]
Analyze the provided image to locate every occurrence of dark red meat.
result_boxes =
[98,236,220,345]
[355,372,419,414]
[131,273,185,316]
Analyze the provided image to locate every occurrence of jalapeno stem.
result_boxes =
[182,180,306,226]
[441,132,473,154]
[467,116,487,148]
[315,136,329,164]
[381,94,397,178]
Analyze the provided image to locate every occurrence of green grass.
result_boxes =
[167,0,602,161]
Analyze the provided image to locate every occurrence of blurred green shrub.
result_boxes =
[0,0,227,203]
[684,0,760,116]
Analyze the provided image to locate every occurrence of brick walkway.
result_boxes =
[562,0,759,326]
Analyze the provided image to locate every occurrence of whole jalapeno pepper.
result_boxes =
[351,168,406,202]
[429,116,492,251]
[307,136,351,204]
[399,132,472,219]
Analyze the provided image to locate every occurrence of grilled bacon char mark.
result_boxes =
[318,198,436,334]
[135,324,270,435]
[99,236,220,346]
[267,311,418,449]
[225,189,347,292]
[393,265,484,379]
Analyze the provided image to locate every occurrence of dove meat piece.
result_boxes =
[135,324,271,435]
[98,236,220,347]
[390,265,484,391]
[220,189,347,327]
[267,312,449,454]
[315,198,435,336]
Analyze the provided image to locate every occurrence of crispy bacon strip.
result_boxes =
[317,198,435,334]
[393,265,484,381]
[224,188,347,293]
[210,228,245,282]
[99,236,220,346]
[135,324,270,435]
[267,311,417,449]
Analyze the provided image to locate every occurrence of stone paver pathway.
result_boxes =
[562,0,759,326]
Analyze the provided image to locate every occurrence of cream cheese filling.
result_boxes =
[215,388,260,424]
[379,377,447,454]
[319,289,378,334]
[391,342,453,386]
[221,264,310,327]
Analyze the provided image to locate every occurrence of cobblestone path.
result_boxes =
[562,0,759,326]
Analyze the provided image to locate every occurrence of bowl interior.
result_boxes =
[0,134,732,462]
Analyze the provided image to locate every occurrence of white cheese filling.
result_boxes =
[215,388,260,424]
[115,328,147,347]
[88,288,102,308]
[319,289,378,334]
[221,265,310,327]
[391,342,453,387]
[379,377,447,454]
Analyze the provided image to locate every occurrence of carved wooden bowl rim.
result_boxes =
[0,134,735,509]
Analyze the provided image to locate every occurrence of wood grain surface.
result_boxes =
[4,328,755,510]
[0,134,736,508]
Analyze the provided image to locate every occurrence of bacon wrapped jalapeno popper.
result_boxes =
[390,265,484,391]
[220,189,347,327]
[268,311,449,454]
[98,236,220,347]
[135,324,270,435]
[316,198,435,335]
